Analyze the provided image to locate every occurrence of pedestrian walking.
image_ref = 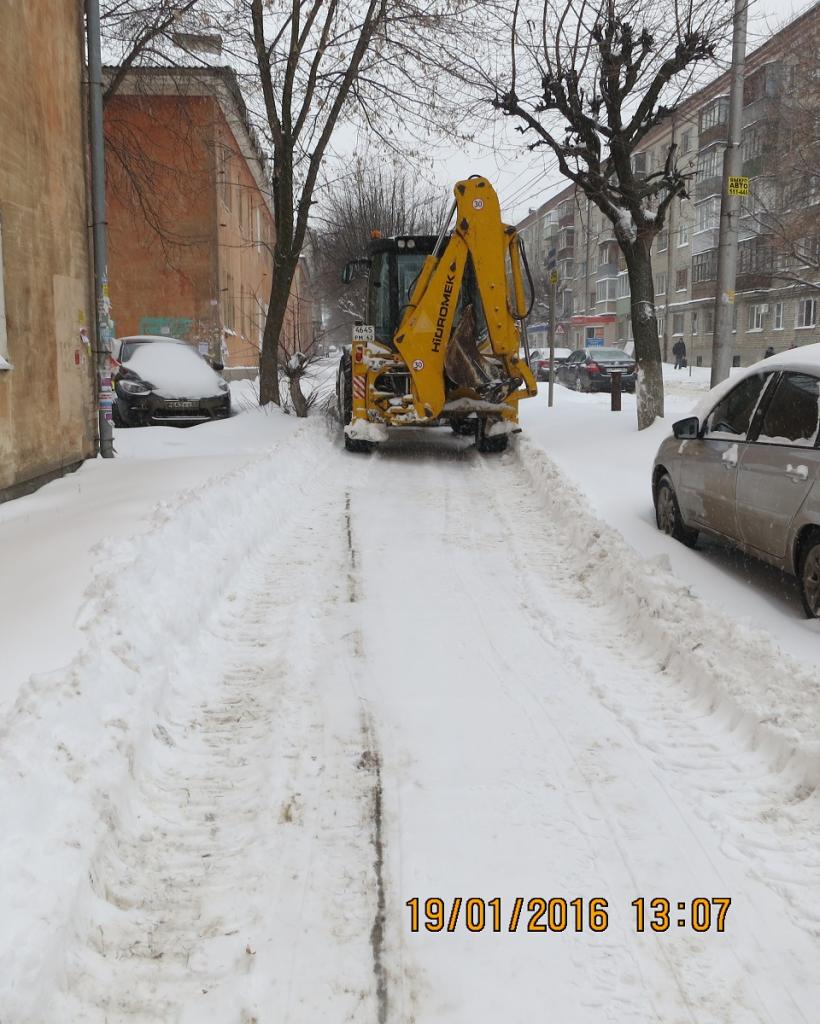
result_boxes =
[672,339,687,369]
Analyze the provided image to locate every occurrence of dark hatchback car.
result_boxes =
[113,336,231,426]
[557,347,637,393]
[652,348,820,617]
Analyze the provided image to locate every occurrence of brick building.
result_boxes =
[516,2,819,366]
[0,0,97,501]
[104,67,310,370]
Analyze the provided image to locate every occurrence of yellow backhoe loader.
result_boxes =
[336,176,538,453]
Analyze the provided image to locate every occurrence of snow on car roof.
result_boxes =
[124,340,223,399]
[117,335,186,344]
[691,343,820,421]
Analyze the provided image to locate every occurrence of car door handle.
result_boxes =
[785,463,809,482]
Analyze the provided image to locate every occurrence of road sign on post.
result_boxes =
[727,176,749,196]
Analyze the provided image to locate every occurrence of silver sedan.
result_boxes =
[652,348,820,617]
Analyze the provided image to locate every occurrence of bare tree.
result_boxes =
[458,0,733,428]
[311,160,449,343]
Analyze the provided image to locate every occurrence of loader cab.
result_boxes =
[352,235,487,350]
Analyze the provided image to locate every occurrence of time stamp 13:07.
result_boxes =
[405,897,732,934]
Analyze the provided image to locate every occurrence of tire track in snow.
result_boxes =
[45,462,385,1023]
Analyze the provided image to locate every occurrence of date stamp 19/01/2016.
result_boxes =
[406,897,732,935]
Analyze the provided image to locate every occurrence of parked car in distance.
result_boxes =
[113,336,231,427]
[557,347,637,392]
[533,346,572,381]
[652,345,820,617]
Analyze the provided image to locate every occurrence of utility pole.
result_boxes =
[86,0,115,457]
[710,0,749,387]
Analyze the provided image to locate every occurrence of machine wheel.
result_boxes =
[476,418,509,454]
[798,531,820,618]
[450,416,477,436]
[654,474,698,547]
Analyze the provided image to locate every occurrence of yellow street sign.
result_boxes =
[549,270,558,284]
[727,176,749,196]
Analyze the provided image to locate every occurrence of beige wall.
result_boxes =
[0,0,95,498]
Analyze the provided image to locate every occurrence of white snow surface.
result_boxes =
[124,341,225,399]
[1,364,819,1021]
[345,419,389,442]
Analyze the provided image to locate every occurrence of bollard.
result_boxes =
[610,371,622,411]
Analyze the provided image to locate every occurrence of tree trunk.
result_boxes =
[289,374,309,417]
[259,251,298,406]
[625,240,664,430]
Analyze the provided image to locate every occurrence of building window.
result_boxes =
[678,220,689,246]
[692,310,699,334]
[696,147,723,182]
[655,273,667,295]
[704,307,715,334]
[675,267,688,291]
[656,316,666,338]
[773,301,784,330]
[596,278,617,302]
[657,230,669,252]
[797,298,817,328]
[747,304,765,331]
[219,151,233,211]
[680,129,692,155]
[695,197,719,233]
[632,152,647,175]
[617,273,630,298]
[693,251,717,283]
[0,216,9,370]
[672,313,685,336]
[699,98,728,132]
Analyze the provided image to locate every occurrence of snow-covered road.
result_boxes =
[15,422,819,1022]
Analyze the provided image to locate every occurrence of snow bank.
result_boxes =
[516,439,820,787]
[0,418,330,1022]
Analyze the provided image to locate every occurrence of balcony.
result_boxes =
[694,175,723,203]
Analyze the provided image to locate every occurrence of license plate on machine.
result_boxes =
[164,401,197,410]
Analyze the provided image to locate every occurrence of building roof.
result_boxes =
[102,65,273,216]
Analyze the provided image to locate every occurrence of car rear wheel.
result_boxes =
[654,475,698,548]
[798,532,820,618]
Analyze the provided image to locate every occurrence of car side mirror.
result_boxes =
[672,416,700,439]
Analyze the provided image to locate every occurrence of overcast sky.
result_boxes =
[399,0,815,224]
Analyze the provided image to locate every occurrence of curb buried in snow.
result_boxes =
[515,436,820,790]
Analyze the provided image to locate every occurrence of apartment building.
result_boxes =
[517,1,819,366]
[104,67,304,369]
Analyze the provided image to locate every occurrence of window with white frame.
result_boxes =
[696,147,723,181]
[691,310,699,334]
[797,297,817,328]
[695,197,719,233]
[680,130,692,155]
[657,316,666,338]
[678,220,689,246]
[657,230,668,252]
[655,272,667,295]
[773,301,784,330]
[617,273,630,297]
[596,278,617,302]
[747,304,765,331]
[675,267,688,291]
[672,313,685,336]
[0,216,9,370]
